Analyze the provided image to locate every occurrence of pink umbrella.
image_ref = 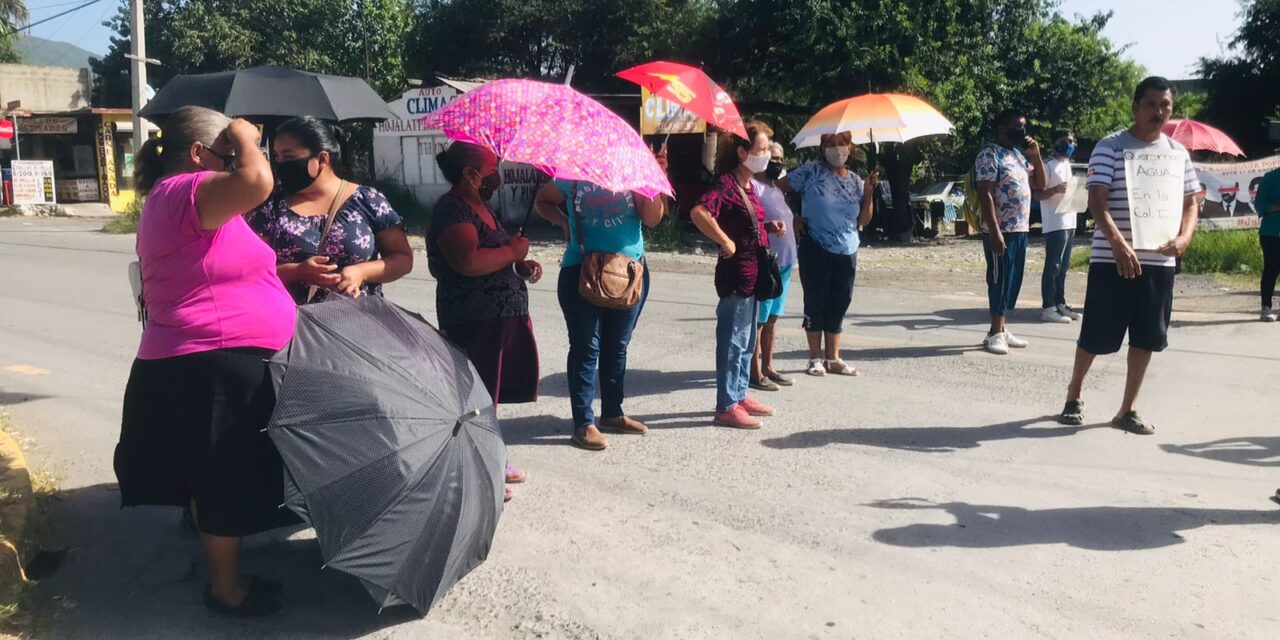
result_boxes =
[422,79,673,198]
[1162,119,1246,157]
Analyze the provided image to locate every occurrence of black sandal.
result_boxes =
[1058,400,1085,426]
[204,579,283,618]
[1111,411,1155,435]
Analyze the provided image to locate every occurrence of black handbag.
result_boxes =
[734,181,783,301]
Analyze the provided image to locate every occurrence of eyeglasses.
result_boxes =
[200,144,238,171]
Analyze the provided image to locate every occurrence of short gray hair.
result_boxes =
[768,142,784,157]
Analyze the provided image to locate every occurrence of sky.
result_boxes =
[23,0,1245,80]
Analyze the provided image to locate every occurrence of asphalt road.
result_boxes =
[1,216,1277,639]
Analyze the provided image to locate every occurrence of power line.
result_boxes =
[1,0,106,35]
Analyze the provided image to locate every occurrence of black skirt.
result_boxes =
[115,347,300,537]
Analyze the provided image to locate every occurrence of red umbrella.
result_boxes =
[1162,119,1246,157]
[617,62,748,139]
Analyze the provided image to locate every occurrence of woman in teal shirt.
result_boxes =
[534,178,666,450]
[1253,168,1280,321]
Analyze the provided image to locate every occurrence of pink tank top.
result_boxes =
[136,171,296,360]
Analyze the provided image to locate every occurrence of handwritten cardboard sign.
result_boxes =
[1124,150,1184,251]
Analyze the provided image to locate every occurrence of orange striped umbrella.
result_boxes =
[792,93,953,148]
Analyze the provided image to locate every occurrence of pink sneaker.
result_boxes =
[739,395,775,417]
[713,404,761,429]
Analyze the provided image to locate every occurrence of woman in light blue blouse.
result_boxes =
[779,132,878,377]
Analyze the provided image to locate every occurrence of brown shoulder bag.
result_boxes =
[570,181,645,310]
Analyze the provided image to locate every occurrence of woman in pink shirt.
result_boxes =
[114,106,294,617]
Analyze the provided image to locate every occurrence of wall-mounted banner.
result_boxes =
[1194,155,1280,218]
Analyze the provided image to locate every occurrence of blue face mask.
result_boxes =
[1056,143,1076,157]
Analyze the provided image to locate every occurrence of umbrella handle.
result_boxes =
[518,189,537,236]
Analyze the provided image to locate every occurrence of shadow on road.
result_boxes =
[775,343,979,363]
[865,498,1280,551]
[31,484,420,638]
[1160,437,1280,467]
[760,416,1097,453]
[535,369,716,399]
[501,410,716,448]
[0,388,54,406]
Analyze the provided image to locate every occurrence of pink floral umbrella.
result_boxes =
[422,79,673,198]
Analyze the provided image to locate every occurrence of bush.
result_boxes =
[1182,229,1263,274]
[101,196,143,234]
[372,179,430,235]
[643,214,688,253]
[1068,229,1263,274]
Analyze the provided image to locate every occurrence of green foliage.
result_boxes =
[102,196,143,234]
[1069,230,1264,274]
[1199,0,1280,156]
[0,0,28,63]
[372,178,430,234]
[1182,229,1264,274]
[93,0,413,107]
[642,214,687,253]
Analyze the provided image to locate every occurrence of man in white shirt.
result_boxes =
[1036,129,1083,323]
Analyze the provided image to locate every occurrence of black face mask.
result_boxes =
[1006,127,1029,148]
[275,156,319,193]
[477,171,501,201]
[765,160,785,180]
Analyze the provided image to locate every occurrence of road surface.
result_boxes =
[1,217,1277,639]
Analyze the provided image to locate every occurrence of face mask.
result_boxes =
[1006,127,1028,147]
[743,150,770,174]
[1056,143,1076,157]
[476,171,501,201]
[765,160,786,180]
[275,156,319,193]
[824,145,850,167]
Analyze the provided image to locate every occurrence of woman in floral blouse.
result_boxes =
[248,117,413,304]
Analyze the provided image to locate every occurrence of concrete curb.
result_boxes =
[0,429,32,589]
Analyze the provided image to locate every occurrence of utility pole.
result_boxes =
[129,0,148,157]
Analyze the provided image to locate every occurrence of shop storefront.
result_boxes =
[0,108,155,211]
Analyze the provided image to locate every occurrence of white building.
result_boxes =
[373,78,546,226]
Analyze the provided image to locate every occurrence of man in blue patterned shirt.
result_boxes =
[975,109,1047,355]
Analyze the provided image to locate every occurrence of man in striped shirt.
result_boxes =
[1058,77,1201,434]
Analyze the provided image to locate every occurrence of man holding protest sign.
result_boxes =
[1058,77,1201,434]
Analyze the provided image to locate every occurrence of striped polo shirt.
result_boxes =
[1086,131,1200,268]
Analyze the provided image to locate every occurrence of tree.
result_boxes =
[411,0,714,89]
[91,0,414,107]
[411,0,1141,239]
[0,0,29,63]
[1199,0,1280,156]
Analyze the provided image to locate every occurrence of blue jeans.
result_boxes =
[557,264,650,427]
[715,294,758,413]
[1041,229,1075,309]
[982,232,1027,318]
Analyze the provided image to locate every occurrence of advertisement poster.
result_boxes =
[11,160,56,205]
[640,87,706,136]
[1124,149,1184,251]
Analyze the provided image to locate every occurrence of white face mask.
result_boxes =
[743,150,771,174]
[825,145,851,167]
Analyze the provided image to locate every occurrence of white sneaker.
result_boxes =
[983,332,1009,355]
[1263,307,1278,323]
[1004,331,1029,348]
[1041,307,1072,323]
[1057,304,1082,321]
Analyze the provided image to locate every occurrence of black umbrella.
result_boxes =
[139,66,395,123]
[266,296,506,615]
